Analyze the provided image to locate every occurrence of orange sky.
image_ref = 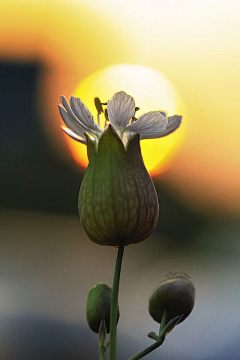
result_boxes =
[1,0,240,215]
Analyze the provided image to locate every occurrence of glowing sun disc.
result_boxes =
[65,64,184,175]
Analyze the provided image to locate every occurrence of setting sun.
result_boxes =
[64,64,184,175]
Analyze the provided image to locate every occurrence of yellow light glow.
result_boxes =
[65,64,184,175]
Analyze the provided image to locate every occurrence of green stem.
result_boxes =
[159,308,168,335]
[109,244,125,360]
[99,346,106,360]
[128,308,168,360]
[128,338,165,360]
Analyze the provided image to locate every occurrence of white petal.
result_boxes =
[61,96,101,139]
[126,111,168,137]
[70,96,101,135]
[61,126,87,144]
[61,96,92,134]
[107,91,135,130]
[58,105,86,138]
[140,115,182,139]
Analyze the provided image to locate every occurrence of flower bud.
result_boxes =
[86,283,119,333]
[148,277,195,324]
[78,125,159,246]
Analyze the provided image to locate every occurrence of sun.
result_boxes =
[64,64,184,175]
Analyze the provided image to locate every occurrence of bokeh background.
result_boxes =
[1,0,240,359]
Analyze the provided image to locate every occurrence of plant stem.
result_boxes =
[99,346,106,360]
[128,308,168,360]
[159,308,168,335]
[128,338,165,360]
[109,244,125,360]
[99,347,105,360]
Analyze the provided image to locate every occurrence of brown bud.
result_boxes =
[148,277,195,324]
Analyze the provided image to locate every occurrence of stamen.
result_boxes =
[97,112,100,127]
[129,106,139,124]
[94,97,103,114]
[104,109,108,120]
[129,116,137,124]
[104,109,109,129]
[94,97,104,127]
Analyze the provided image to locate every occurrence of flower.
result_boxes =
[59,91,181,147]
[148,277,195,325]
[59,91,181,246]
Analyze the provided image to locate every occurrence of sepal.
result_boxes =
[163,314,184,336]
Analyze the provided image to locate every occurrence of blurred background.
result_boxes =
[1,0,240,359]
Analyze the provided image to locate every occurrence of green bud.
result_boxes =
[78,125,159,246]
[86,283,119,333]
[148,331,158,341]
[148,277,195,325]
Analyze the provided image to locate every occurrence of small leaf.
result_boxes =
[148,332,159,341]
[163,314,184,336]
[135,107,140,112]
[99,317,107,347]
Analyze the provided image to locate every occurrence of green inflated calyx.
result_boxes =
[78,125,159,246]
[86,283,119,333]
